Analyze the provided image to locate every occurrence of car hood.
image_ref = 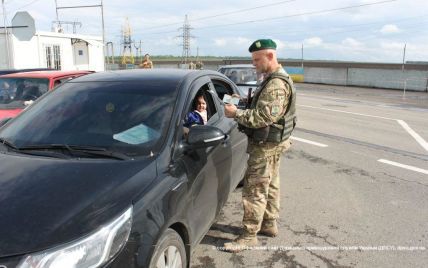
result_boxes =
[0,152,157,257]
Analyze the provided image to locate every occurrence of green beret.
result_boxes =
[248,39,277,52]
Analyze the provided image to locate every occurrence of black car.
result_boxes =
[0,69,248,268]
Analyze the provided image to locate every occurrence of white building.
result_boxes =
[0,11,104,71]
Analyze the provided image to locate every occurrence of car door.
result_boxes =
[209,76,248,192]
[178,76,225,242]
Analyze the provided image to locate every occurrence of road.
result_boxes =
[190,83,428,268]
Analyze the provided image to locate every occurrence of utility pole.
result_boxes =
[196,46,199,61]
[2,0,11,68]
[178,15,194,65]
[301,43,304,69]
[56,1,106,70]
[120,18,134,65]
[54,0,59,21]
[106,41,114,65]
[101,0,105,58]
[54,0,61,31]
[402,43,407,97]
[134,40,142,64]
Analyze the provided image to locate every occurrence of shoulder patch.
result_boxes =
[263,78,288,96]
[270,100,281,116]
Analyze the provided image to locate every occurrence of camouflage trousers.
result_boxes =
[242,151,281,235]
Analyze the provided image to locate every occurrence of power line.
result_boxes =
[4,0,17,5]
[14,0,43,10]
[262,15,428,38]
[1,0,44,16]
[143,0,298,31]
[178,15,194,64]
[139,0,399,37]
[194,0,298,22]
[267,15,428,35]
[194,0,399,30]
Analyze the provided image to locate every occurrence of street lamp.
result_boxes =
[2,0,11,68]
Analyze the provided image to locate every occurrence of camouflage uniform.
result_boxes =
[188,61,196,70]
[195,61,204,70]
[235,65,292,236]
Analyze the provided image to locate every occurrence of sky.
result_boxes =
[2,0,428,63]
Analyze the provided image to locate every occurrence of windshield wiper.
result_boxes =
[18,144,132,160]
[0,137,19,150]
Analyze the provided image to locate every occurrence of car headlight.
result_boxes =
[18,206,133,268]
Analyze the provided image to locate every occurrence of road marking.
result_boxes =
[298,105,397,120]
[378,159,428,175]
[291,136,328,147]
[298,105,427,152]
[396,120,428,152]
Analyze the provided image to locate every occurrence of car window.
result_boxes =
[54,76,81,88]
[182,83,219,135]
[0,78,49,108]
[211,79,234,100]
[186,84,217,120]
[219,67,262,85]
[0,81,178,156]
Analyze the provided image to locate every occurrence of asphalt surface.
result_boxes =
[190,83,428,268]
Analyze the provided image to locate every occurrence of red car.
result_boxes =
[0,70,92,120]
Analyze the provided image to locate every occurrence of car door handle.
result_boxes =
[222,134,230,146]
[172,178,187,191]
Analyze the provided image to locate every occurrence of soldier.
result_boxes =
[195,60,204,70]
[188,61,196,70]
[223,39,297,253]
[140,54,153,69]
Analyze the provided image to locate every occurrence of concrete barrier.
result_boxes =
[109,60,428,92]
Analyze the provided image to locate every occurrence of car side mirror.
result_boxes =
[187,125,226,149]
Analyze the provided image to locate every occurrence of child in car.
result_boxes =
[184,92,207,127]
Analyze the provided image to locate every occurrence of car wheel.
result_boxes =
[149,228,186,268]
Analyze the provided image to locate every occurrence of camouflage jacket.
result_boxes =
[235,65,292,155]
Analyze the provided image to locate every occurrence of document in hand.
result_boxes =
[222,94,240,105]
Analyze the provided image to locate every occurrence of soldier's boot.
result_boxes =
[259,220,278,237]
[223,233,258,253]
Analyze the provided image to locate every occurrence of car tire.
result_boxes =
[149,228,187,268]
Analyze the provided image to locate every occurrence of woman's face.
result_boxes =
[196,96,206,112]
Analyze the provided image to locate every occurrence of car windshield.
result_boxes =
[0,81,177,157]
[0,78,49,108]
[218,67,262,85]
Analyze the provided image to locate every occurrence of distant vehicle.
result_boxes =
[0,69,247,268]
[218,64,304,97]
[0,70,93,120]
[218,64,261,97]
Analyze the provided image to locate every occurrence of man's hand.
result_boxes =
[224,103,237,118]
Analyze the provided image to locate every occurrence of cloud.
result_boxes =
[341,38,364,48]
[213,37,251,48]
[304,37,323,47]
[214,38,227,47]
[236,37,251,45]
[5,0,428,62]
[380,24,401,34]
[273,39,286,50]
[380,41,405,50]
